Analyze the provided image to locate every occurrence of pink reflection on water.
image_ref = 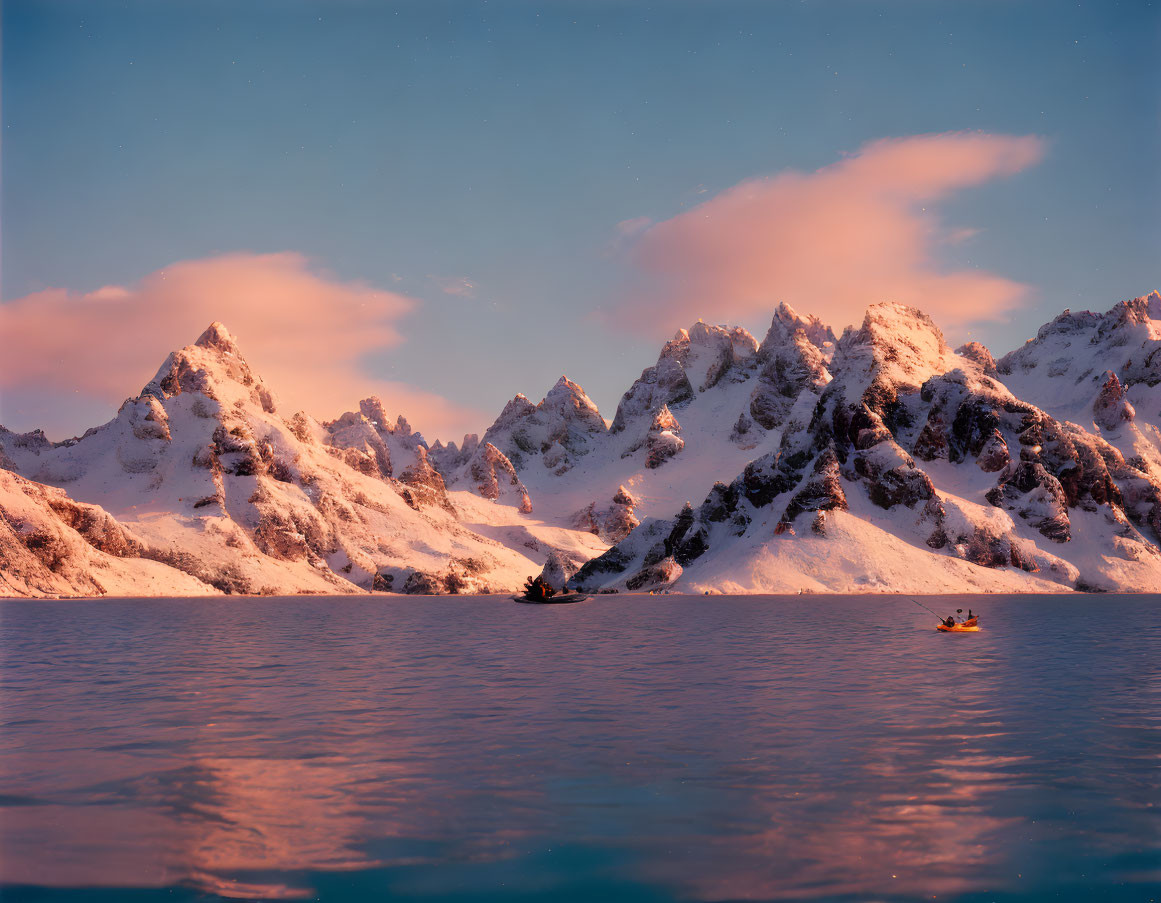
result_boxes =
[3,594,1155,900]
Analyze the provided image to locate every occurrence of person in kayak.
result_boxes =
[943,615,956,628]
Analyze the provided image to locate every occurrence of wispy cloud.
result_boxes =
[427,274,477,298]
[0,252,483,439]
[615,131,1047,333]
[616,217,653,238]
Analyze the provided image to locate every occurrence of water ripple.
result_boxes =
[1,593,1158,902]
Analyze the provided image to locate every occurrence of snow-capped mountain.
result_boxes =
[432,308,837,542]
[997,291,1161,474]
[0,467,215,598]
[566,298,1161,593]
[0,323,601,597]
[3,293,1160,597]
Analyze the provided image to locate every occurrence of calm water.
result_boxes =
[1,595,1158,903]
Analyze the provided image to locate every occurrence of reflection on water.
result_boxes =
[1,594,1158,901]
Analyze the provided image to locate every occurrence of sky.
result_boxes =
[2,0,1159,441]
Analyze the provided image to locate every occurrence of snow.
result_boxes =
[4,294,1161,598]
[0,324,553,596]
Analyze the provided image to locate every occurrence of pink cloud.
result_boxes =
[616,216,653,237]
[618,132,1047,333]
[0,252,484,440]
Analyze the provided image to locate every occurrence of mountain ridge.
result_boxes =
[3,294,1160,597]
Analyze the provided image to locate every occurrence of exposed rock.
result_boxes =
[0,323,544,597]
[610,320,761,437]
[782,446,849,523]
[749,303,834,430]
[397,446,456,512]
[480,377,606,473]
[1093,371,1136,431]
[400,558,503,595]
[987,460,1072,542]
[976,429,1011,472]
[645,405,684,469]
[539,549,583,591]
[624,556,682,591]
[729,412,757,448]
[428,434,479,475]
[465,442,532,513]
[573,485,639,543]
[956,341,997,374]
[0,469,210,598]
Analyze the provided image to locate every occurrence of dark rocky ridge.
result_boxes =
[574,301,1161,592]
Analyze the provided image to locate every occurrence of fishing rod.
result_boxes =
[912,598,980,631]
[911,598,943,618]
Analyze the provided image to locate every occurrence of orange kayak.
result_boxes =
[937,622,980,632]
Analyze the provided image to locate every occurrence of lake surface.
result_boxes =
[1,594,1158,902]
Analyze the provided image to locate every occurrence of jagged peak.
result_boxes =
[1108,290,1161,329]
[547,374,587,399]
[686,320,760,356]
[862,301,946,340]
[497,394,537,420]
[1018,290,1159,345]
[688,320,715,344]
[760,302,836,352]
[139,319,278,409]
[543,375,602,417]
[853,302,948,355]
[465,440,532,512]
[358,397,390,426]
[1093,369,1136,430]
[998,289,1161,376]
[956,341,997,374]
[194,321,240,354]
[774,300,803,323]
[834,302,953,388]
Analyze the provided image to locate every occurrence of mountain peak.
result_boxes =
[1109,290,1161,332]
[835,302,952,388]
[760,302,835,352]
[542,375,605,431]
[135,319,277,413]
[358,397,390,426]
[955,341,997,374]
[194,321,240,354]
[854,301,942,352]
[549,375,584,396]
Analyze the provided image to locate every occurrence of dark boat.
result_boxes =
[512,592,590,604]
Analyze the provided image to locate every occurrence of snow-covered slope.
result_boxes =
[5,293,1160,598]
[565,302,1161,594]
[0,468,214,598]
[0,323,584,597]
[431,307,837,549]
[999,292,1161,425]
[998,291,1161,476]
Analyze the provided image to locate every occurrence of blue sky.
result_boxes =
[2,0,1158,438]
